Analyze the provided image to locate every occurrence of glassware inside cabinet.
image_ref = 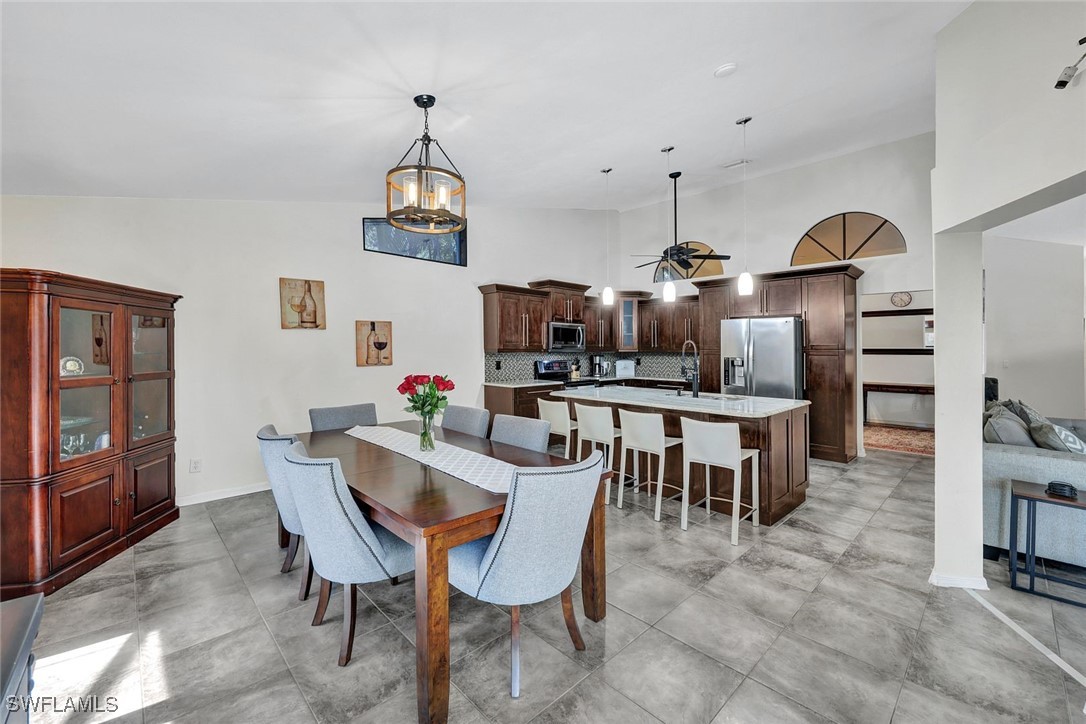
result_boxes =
[59,386,112,460]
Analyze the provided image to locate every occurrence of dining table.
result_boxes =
[279,420,611,724]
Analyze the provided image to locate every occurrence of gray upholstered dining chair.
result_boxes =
[309,403,378,432]
[440,404,490,437]
[256,424,314,600]
[490,414,552,453]
[282,441,416,666]
[448,451,605,697]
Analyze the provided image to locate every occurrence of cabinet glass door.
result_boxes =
[128,309,174,449]
[619,299,636,350]
[54,301,123,470]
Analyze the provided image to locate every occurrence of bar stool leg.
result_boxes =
[617,446,628,509]
[563,432,571,460]
[680,458,691,530]
[751,451,760,528]
[654,452,666,522]
[705,464,712,516]
[633,453,640,500]
[730,469,742,546]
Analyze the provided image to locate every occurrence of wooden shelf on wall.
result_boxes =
[861,307,934,318]
[862,348,934,355]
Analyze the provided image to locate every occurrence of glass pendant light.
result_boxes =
[662,280,677,302]
[386,95,466,234]
[736,116,754,296]
[601,168,615,306]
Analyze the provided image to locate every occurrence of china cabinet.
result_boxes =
[1,269,181,599]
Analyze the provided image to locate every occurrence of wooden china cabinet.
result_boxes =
[0,269,181,599]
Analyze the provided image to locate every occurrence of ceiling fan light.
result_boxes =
[662,281,677,303]
[602,286,615,306]
[738,271,754,296]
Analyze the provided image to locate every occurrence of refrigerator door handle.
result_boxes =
[747,322,755,396]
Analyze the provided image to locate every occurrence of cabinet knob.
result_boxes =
[113,378,120,385]
[127,376,134,383]
[128,491,136,499]
[113,498,121,506]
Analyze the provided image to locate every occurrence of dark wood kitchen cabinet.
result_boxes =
[673,297,700,349]
[527,280,590,323]
[1,269,181,600]
[726,278,801,318]
[480,284,551,353]
[483,383,564,428]
[615,291,653,352]
[583,298,615,352]
[698,286,729,352]
[639,300,673,352]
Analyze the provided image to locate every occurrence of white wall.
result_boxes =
[1,196,607,504]
[983,235,1086,419]
[617,133,935,296]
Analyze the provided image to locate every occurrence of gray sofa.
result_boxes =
[983,417,1086,568]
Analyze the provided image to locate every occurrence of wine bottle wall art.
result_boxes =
[279,277,327,329]
[356,320,393,367]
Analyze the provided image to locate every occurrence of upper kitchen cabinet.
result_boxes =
[641,296,699,352]
[724,278,801,318]
[614,291,653,352]
[695,284,729,351]
[0,269,181,599]
[673,297,700,348]
[480,284,551,353]
[526,280,590,323]
[583,298,615,352]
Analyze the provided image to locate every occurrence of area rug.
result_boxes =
[864,424,935,456]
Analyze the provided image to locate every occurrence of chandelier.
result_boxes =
[385,95,466,234]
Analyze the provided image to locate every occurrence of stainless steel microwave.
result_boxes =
[548,322,585,352]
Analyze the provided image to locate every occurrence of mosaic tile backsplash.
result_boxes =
[484,352,687,382]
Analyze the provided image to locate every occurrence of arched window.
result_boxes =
[791,212,906,266]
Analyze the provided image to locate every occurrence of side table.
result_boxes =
[1009,479,1086,608]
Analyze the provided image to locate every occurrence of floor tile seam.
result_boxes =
[743,660,850,724]
[803,579,926,637]
[965,587,1086,693]
[449,681,498,723]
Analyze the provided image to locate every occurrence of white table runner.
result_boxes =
[345,426,515,494]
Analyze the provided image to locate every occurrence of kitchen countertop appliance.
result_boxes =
[547,322,585,352]
[721,317,804,399]
[588,354,610,378]
[534,359,598,388]
[614,359,636,378]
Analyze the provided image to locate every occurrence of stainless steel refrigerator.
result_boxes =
[720,317,805,399]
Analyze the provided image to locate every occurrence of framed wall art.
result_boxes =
[279,278,326,329]
[356,320,393,366]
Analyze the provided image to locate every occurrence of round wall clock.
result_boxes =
[890,291,913,308]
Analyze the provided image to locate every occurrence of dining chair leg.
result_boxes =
[560,586,586,651]
[298,546,315,601]
[312,578,332,626]
[617,447,628,509]
[680,459,691,530]
[654,452,666,522]
[281,533,300,573]
[338,583,357,666]
[510,605,521,698]
[731,472,742,547]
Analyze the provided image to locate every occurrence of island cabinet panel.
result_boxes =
[0,269,181,600]
[483,384,563,430]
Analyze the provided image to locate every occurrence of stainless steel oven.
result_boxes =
[547,322,586,352]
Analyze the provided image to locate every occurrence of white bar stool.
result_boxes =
[538,399,578,458]
[574,403,622,502]
[617,409,683,520]
[679,417,760,545]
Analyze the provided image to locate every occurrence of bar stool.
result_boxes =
[538,399,578,458]
[617,409,683,520]
[679,418,760,546]
[574,403,622,502]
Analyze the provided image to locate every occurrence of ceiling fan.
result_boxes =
[631,169,731,276]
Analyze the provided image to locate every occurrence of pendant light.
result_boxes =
[386,95,466,234]
[736,116,754,296]
[601,168,615,306]
[661,147,677,303]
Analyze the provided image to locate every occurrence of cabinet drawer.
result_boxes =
[49,462,122,570]
[126,445,175,531]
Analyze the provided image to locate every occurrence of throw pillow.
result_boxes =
[983,407,1038,447]
[1030,420,1086,454]
[1008,399,1047,428]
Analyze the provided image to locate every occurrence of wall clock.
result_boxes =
[891,291,913,308]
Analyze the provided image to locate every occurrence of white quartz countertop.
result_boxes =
[483,376,689,389]
[482,380,564,389]
[552,386,810,418]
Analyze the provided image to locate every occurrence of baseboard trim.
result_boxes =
[928,571,989,590]
[178,481,270,507]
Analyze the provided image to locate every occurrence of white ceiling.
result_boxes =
[988,195,1086,246]
[1,2,967,211]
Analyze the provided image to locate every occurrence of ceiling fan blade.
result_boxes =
[688,254,732,260]
[634,260,662,269]
[630,255,666,258]
[675,258,694,270]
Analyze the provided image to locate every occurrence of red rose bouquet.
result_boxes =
[397,374,455,451]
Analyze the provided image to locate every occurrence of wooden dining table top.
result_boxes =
[294,420,610,537]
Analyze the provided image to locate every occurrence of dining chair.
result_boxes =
[490,414,552,453]
[309,403,378,432]
[574,403,622,502]
[448,451,605,697]
[617,409,682,519]
[282,441,416,666]
[537,399,577,458]
[680,418,760,545]
[256,424,314,601]
[441,405,490,438]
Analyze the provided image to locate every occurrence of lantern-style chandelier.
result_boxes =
[385,95,466,234]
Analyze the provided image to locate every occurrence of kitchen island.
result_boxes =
[554,386,811,525]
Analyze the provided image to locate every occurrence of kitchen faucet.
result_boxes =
[680,339,700,398]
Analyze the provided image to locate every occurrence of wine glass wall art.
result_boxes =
[279,278,326,329]
[356,321,393,366]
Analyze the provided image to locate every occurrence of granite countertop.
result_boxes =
[552,386,810,418]
[483,375,689,389]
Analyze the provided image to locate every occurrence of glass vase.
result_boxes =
[418,413,436,452]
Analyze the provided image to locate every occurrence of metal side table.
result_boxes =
[1009,479,1086,609]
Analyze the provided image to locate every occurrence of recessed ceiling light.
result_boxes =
[713,63,738,78]
[720,158,752,169]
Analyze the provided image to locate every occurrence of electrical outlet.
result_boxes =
[495,360,502,370]
[189,458,202,474]
[1002,359,1010,369]
[636,357,641,365]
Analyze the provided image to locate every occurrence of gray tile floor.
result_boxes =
[30,450,1086,723]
